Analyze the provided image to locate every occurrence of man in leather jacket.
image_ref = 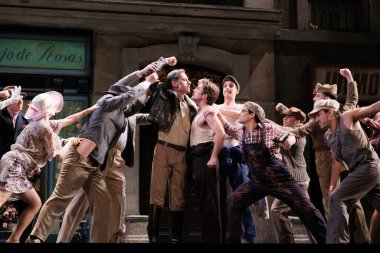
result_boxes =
[147,69,197,243]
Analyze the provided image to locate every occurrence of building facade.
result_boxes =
[0,0,379,242]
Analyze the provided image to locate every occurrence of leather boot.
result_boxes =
[147,205,161,243]
[170,211,183,243]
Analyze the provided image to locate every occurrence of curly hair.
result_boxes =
[198,78,219,105]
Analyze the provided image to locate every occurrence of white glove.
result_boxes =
[11,86,21,99]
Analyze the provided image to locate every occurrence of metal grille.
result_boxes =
[139,0,243,7]
[308,0,361,32]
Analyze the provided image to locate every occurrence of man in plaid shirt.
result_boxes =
[213,101,327,243]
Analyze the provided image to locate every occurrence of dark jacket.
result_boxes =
[0,108,29,159]
[80,95,144,168]
[121,114,151,168]
[148,83,197,132]
[79,71,145,168]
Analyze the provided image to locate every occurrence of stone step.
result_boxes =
[119,215,149,243]
[116,214,311,244]
[289,216,312,244]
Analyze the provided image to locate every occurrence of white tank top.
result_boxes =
[190,112,214,147]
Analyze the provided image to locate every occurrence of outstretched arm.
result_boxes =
[218,108,240,120]
[59,104,99,129]
[101,73,158,112]
[0,97,21,110]
[341,100,380,131]
[0,86,22,110]
[361,116,380,133]
[288,119,317,137]
[340,68,358,111]
[350,101,380,122]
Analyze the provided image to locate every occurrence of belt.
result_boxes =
[157,139,186,152]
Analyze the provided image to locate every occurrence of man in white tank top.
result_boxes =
[189,78,224,242]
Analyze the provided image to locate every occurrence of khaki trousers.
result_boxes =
[30,145,110,242]
[57,147,126,243]
[150,144,187,211]
[315,150,334,218]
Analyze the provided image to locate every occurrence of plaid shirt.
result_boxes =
[224,122,292,161]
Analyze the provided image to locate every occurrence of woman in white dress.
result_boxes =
[0,91,95,243]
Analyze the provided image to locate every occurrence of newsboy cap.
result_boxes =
[308,99,340,117]
[314,83,337,97]
[282,107,306,123]
[222,75,240,91]
[244,101,265,124]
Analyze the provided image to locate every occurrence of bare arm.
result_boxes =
[219,108,240,120]
[205,113,225,168]
[361,117,380,132]
[215,109,228,126]
[342,101,380,130]
[60,104,99,129]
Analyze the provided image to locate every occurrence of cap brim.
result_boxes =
[281,110,292,116]
[308,108,320,117]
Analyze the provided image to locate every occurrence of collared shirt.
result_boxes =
[158,110,189,147]
[158,96,191,147]
[224,122,292,161]
[11,112,19,128]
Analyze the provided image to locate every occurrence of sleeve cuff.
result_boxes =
[131,81,150,98]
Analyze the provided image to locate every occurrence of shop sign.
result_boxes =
[0,34,90,75]
[313,66,380,102]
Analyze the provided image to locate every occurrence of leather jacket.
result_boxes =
[148,83,197,132]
